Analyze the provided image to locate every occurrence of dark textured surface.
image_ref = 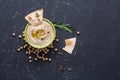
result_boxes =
[0,0,120,80]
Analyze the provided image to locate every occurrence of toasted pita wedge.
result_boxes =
[62,37,76,54]
[25,9,43,26]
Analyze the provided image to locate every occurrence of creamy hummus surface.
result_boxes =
[26,20,55,47]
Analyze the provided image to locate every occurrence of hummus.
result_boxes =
[24,18,56,48]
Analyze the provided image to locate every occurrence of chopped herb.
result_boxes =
[53,22,74,33]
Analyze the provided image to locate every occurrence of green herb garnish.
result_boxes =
[53,22,74,33]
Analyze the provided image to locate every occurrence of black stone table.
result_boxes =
[0,0,120,80]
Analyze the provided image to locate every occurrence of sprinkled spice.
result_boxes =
[41,38,44,40]
[36,12,39,17]
[28,16,32,20]
[47,31,50,34]
[37,19,41,22]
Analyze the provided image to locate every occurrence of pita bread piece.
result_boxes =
[62,37,76,54]
[25,9,43,26]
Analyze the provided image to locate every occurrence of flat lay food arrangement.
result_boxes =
[1,0,119,80]
[12,9,79,62]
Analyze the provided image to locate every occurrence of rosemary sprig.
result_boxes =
[53,22,74,33]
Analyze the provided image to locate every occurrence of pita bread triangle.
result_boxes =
[62,37,76,54]
[25,9,43,26]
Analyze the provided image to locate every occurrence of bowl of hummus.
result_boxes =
[24,18,56,48]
